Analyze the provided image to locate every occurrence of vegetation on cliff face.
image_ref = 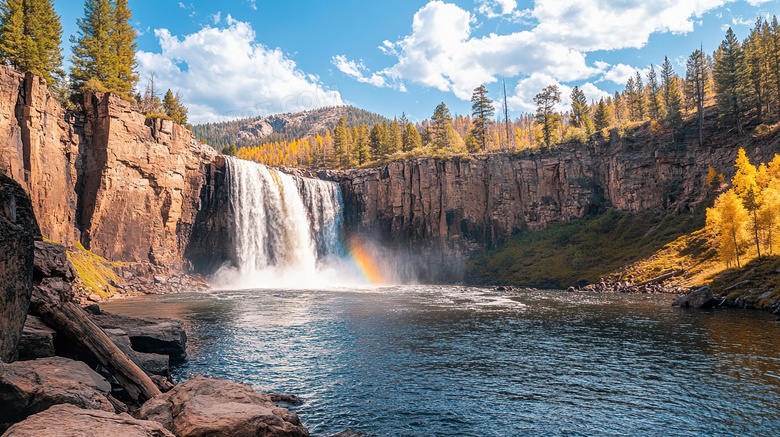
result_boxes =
[67,242,121,298]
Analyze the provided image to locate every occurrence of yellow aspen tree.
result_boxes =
[732,148,763,257]
[707,189,749,267]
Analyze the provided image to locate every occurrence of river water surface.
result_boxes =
[102,287,780,436]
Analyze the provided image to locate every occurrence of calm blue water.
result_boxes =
[102,287,780,436]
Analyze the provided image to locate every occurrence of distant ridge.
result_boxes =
[192,106,388,150]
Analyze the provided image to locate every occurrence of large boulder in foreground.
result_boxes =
[0,174,39,363]
[2,404,174,437]
[92,312,187,363]
[139,376,309,437]
[673,286,717,309]
[0,357,113,429]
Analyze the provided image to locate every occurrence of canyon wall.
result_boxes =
[0,66,216,269]
[332,128,780,280]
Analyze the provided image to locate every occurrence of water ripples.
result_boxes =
[102,287,780,436]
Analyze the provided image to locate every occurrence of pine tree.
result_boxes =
[533,85,561,150]
[624,76,636,120]
[369,123,386,160]
[593,98,612,131]
[70,0,116,105]
[686,47,711,146]
[110,0,137,95]
[0,0,63,85]
[333,117,352,169]
[661,57,684,135]
[470,84,494,152]
[162,89,188,125]
[744,18,768,121]
[402,122,422,151]
[356,125,371,165]
[431,102,452,150]
[647,65,664,120]
[631,71,646,120]
[613,91,623,122]
[385,119,402,156]
[714,27,749,135]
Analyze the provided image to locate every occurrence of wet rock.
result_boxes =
[2,404,175,437]
[139,376,309,437]
[15,316,56,361]
[267,392,303,405]
[0,357,113,429]
[329,430,375,437]
[673,286,717,309]
[92,312,186,363]
[0,174,38,363]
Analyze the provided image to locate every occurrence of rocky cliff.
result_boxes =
[332,127,780,281]
[0,66,216,269]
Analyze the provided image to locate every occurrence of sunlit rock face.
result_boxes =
[0,65,216,269]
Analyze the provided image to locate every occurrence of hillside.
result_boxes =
[192,106,388,150]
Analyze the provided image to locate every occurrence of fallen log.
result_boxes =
[29,287,161,402]
[724,280,751,292]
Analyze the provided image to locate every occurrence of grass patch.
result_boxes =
[465,205,709,288]
[67,242,122,298]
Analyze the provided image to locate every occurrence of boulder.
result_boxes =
[673,286,717,309]
[139,376,309,437]
[92,312,186,362]
[15,316,56,361]
[0,174,39,363]
[2,404,175,437]
[0,357,113,429]
[103,328,170,377]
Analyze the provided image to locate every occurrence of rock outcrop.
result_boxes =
[0,173,39,362]
[16,316,56,361]
[0,357,114,430]
[139,376,309,437]
[673,285,717,309]
[0,65,217,270]
[2,404,175,437]
[79,93,217,267]
[92,312,187,363]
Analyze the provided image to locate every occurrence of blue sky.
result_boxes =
[53,0,780,124]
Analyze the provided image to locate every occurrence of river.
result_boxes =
[102,286,780,436]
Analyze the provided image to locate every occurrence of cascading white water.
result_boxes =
[214,157,354,289]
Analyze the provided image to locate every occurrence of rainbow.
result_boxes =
[347,237,385,285]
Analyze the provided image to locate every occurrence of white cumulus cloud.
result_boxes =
[136,17,342,124]
[336,0,766,110]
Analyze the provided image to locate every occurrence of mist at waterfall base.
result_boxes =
[212,157,415,290]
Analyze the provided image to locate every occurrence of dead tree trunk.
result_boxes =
[30,288,161,402]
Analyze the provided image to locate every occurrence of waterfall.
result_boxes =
[215,157,349,289]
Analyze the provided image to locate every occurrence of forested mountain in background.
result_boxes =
[192,106,388,150]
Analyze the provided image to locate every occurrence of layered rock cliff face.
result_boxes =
[0,66,216,269]
[332,129,778,281]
